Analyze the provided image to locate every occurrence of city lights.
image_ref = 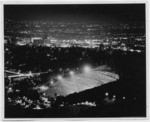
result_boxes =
[4,4,145,117]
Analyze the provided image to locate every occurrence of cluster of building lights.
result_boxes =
[74,101,96,107]
[59,101,97,107]
[7,94,51,110]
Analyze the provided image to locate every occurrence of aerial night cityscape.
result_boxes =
[4,4,146,118]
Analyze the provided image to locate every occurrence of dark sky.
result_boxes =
[4,4,145,23]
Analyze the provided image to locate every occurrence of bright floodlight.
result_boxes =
[69,71,74,75]
[83,65,91,73]
[57,75,63,80]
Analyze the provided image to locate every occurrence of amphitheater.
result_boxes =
[39,65,119,98]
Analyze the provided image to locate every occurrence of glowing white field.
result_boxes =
[41,66,119,97]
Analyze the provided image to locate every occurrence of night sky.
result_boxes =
[4,4,145,23]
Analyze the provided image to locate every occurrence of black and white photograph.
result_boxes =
[3,2,146,118]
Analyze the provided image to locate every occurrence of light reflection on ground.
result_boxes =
[42,66,119,97]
